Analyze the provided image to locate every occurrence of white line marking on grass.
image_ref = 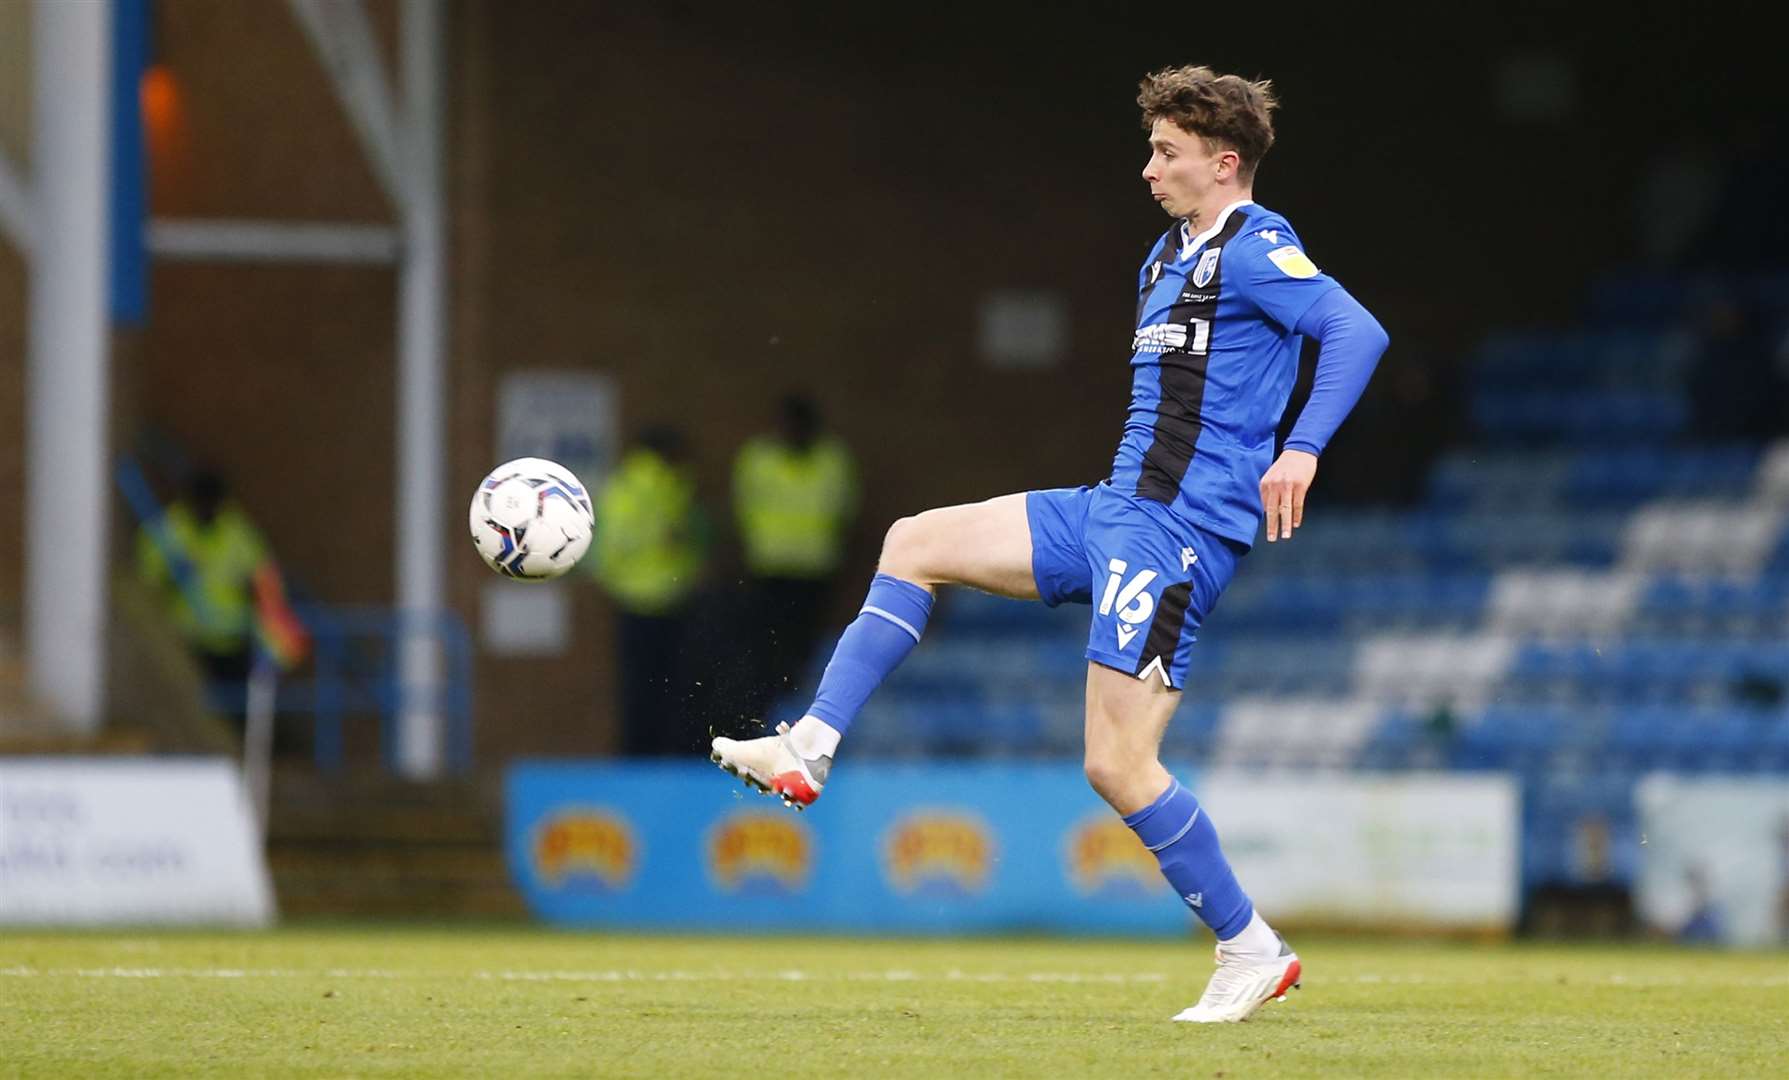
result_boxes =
[0,966,1174,984]
[6,967,1783,988]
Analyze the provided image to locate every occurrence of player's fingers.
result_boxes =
[1292,482,1308,531]
[1278,492,1294,540]
[1262,483,1280,542]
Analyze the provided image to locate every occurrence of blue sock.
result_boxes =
[1124,779,1254,939]
[805,573,934,737]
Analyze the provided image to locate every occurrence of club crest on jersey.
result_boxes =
[1191,248,1221,288]
[531,807,637,893]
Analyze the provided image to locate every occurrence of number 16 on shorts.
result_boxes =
[1099,559,1158,652]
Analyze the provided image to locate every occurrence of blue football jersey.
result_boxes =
[1109,200,1340,546]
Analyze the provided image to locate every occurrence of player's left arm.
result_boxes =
[1262,288,1390,540]
[1233,231,1390,541]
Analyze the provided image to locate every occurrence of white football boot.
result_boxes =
[710,722,830,811]
[1171,934,1302,1023]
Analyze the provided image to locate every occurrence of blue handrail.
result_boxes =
[286,604,476,773]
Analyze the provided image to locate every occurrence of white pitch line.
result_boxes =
[1,967,1785,988]
[0,966,1177,983]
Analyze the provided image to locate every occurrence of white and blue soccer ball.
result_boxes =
[468,457,595,580]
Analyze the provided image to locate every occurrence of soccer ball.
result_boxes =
[468,457,595,580]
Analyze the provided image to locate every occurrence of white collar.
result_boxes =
[1179,199,1255,260]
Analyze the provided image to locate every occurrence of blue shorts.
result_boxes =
[1026,483,1243,689]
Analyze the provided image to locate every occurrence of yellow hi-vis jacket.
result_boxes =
[732,436,857,579]
[590,450,706,615]
[136,502,307,668]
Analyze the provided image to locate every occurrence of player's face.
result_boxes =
[1142,120,1225,220]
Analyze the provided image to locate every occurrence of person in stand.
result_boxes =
[731,393,858,722]
[589,425,709,756]
[136,468,307,736]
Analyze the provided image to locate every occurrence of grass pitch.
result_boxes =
[3,927,1786,1078]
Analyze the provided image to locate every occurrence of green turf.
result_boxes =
[3,927,1786,1078]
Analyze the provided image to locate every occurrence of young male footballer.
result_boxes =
[713,64,1389,1023]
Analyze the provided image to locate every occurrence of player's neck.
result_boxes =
[1182,188,1253,237]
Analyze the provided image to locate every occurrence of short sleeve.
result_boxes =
[1228,226,1341,333]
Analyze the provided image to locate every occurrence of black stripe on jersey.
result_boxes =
[1135,210,1251,504]
[1134,581,1194,685]
[1136,234,1181,324]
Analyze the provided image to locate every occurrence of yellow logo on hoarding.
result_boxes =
[532,807,637,892]
[1065,814,1160,897]
[707,811,812,894]
[882,810,995,897]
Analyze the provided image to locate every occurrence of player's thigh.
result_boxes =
[1082,659,1180,812]
[879,492,1039,599]
[1083,659,1180,765]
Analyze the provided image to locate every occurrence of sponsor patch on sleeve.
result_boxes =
[1266,245,1321,279]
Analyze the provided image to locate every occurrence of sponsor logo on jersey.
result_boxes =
[532,807,637,893]
[1131,322,1188,354]
[1267,245,1320,279]
[1192,248,1221,288]
[882,810,995,898]
[1064,815,1163,897]
[707,811,812,895]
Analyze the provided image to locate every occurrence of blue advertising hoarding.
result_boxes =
[505,761,1204,935]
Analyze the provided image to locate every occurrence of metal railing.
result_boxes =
[260,604,475,774]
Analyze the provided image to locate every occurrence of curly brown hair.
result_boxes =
[1137,65,1279,179]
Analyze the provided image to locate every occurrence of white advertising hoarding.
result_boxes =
[1199,772,1521,929]
[0,758,276,926]
[1635,774,1789,947]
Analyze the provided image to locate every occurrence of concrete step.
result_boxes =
[269,845,525,919]
[264,767,525,920]
[0,725,158,755]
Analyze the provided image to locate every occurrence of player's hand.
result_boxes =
[1260,449,1318,542]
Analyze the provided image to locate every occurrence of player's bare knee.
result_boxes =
[1083,750,1130,806]
[1085,734,1167,811]
[877,515,917,571]
[879,513,937,580]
